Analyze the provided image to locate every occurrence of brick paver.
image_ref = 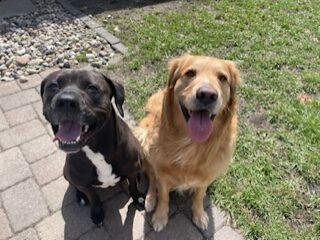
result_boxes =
[36,203,94,240]
[2,179,49,232]
[0,81,20,98]
[42,176,76,212]
[0,65,245,240]
[0,108,9,131]
[78,228,110,240]
[0,147,32,190]
[103,193,152,239]
[146,213,203,240]
[0,119,46,149]
[215,226,244,240]
[4,104,37,126]
[0,88,40,111]
[0,208,12,239]
[38,67,59,79]
[31,151,65,185]
[9,228,39,240]
[20,134,57,163]
[32,101,46,122]
[18,74,42,89]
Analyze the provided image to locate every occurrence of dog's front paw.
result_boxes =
[192,210,209,230]
[91,205,104,227]
[145,193,156,212]
[152,213,168,232]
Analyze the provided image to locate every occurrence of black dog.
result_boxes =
[41,69,145,226]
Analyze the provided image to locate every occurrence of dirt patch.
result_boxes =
[105,60,161,85]
[248,108,273,130]
[308,183,320,196]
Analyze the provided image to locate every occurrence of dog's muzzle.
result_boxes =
[49,92,99,153]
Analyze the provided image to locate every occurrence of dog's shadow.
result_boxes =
[61,185,218,240]
[61,182,147,240]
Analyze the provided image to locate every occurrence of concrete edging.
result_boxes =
[56,0,128,55]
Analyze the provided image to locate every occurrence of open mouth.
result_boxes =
[52,120,96,153]
[180,102,216,143]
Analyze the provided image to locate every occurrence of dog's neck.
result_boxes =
[85,108,119,156]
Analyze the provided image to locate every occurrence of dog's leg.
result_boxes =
[145,171,157,213]
[78,187,104,227]
[192,186,208,230]
[152,179,170,232]
[127,174,145,210]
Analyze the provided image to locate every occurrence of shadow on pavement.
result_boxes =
[61,182,148,239]
[61,184,217,239]
[69,0,175,16]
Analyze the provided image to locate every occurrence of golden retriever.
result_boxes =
[135,54,241,231]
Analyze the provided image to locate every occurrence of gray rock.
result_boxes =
[86,53,94,59]
[91,61,101,68]
[0,64,7,71]
[1,76,12,81]
[99,51,108,57]
[17,48,26,55]
[27,68,37,74]
[19,76,28,83]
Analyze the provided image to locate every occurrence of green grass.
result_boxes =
[75,51,88,62]
[100,0,320,239]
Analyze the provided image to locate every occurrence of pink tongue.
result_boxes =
[187,110,213,143]
[54,120,82,142]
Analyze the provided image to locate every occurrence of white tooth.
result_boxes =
[84,125,89,133]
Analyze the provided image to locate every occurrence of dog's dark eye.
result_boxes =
[218,74,227,82]
[86,85,100,95]
[47,83,59,92]
[185,69,196,78]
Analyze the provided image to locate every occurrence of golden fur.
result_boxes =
[135,55,241,231]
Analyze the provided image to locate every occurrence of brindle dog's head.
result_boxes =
[167,55,241,142]
[41,69,124,153]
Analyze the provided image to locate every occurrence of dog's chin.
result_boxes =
[58,141,82,154]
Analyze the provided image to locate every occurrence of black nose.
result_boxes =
[55,93,79,112]
[196,87,218,105]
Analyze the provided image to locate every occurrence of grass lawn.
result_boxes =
[98,0,319,239]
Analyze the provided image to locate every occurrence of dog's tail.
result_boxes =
[134,90,164,154]
[133,126,150,156]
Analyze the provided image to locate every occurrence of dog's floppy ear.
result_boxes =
[40,79,46,98]
[103,74,125,117]
[225,60,241,95]
[167,54,190,89]
[225,60,241,110]
[40,70,61,99]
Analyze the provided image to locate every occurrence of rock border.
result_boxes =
[56,0,128,55]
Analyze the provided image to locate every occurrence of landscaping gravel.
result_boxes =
[0,0,115,82]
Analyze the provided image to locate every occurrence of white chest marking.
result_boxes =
[82,146,120,188]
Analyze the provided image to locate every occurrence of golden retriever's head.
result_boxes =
[166,54,240,143]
